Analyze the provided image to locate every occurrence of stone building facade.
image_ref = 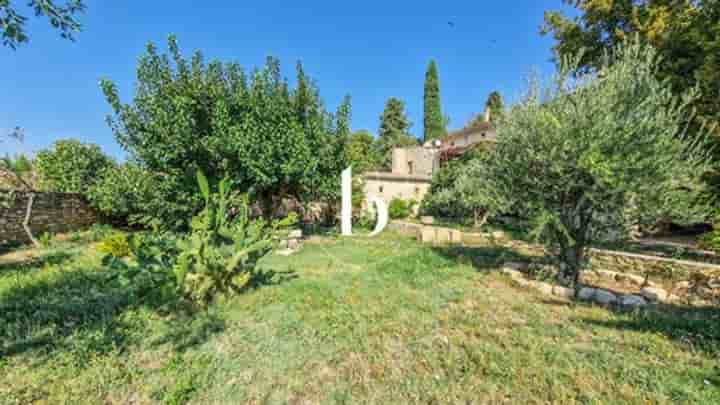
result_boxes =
[363,116,496,209]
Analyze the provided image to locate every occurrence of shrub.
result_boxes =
[35,139,114,193]
[389,198,416,219]
[97,233,131,258]
[39,232,53,248]
[87,163,160,227]
[86,224,115,242]
[103,171,295,307]
[699,228,720,252]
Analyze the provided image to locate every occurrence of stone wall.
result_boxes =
[389,220,720,278]
[0,190,98,246]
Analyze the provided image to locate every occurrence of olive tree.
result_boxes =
[484,39,711,287]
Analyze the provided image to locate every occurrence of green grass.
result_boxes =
[1,231,720,404]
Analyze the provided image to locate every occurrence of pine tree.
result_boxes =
[484,91,504,122]
[377,97,417,168]
[423,60,445,142]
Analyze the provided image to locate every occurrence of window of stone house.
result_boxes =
[379,185,384,193]
[407,161,414,174]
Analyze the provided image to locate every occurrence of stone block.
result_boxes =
[436,228,451,245]
[552,285,575,299]
[594,289,617,305]
[287,239,299,250]
[449,229,462,244]
[620,294,647,308]
[421,216,435,225]
[420,227,436,244]
[288,229,302,239]
[577,287,596,301]
[530,281,554,296]
[640,287,668,302]
[501,268,524,279]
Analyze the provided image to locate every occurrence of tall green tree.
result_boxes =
[484,91,504,122]
[423,60,445,141]
[483,40,710,287]
[100,36,350,228]
[1,0,85,49]
[542,0,720,197]
[377,97,417,168]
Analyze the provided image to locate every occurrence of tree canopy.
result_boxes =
[100,36,351,228]
[423,60,445,141]
[376,97,417,168]
[483,40,711,286]
[35,139,114,194]
[1,0,85,49]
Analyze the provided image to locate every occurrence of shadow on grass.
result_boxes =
[432,244,537,272]
[0,250,77,275]
[577,301,720,357]
[0,263,294,360]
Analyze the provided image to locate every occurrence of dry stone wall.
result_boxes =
[0,190,98,246]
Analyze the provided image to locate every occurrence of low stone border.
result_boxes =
[502,262,651,308]
[276,229,303,256]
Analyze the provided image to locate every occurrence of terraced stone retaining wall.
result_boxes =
[0,190,98,246]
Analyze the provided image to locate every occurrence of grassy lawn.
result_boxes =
[1,231,719,404]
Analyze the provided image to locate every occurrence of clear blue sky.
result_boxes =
[1,1,573,159]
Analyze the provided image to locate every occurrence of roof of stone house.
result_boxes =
[442,121,494,144]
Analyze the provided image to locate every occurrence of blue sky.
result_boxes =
[1,1,573,159]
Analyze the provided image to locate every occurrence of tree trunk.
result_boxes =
[23,192,39,247]
[473,209,489,228]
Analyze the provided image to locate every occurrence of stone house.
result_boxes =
[363,112,496,210]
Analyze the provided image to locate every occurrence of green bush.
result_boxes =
[389,198,416,219]
[87,163,160,227]
[86,224,114,242]
[97,233,131,258]
[35,139,114,193]
[699,228,720,252]
[39,232,53,248]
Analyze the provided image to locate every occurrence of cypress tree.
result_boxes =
[423,60,445,142]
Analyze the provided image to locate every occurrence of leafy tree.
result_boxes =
[542,0,720,198]
[485,91,504,122]
[100,36,351,228]
[423,60,445,141]
[346,130,380,173]
[35,139,114,193]
[87,163,160,226]
[376,97,417,168]
[483,40,710,287]
[421,146,498,226]
[1,0,85,49]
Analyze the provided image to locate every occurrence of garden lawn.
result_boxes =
[1,232,719,404]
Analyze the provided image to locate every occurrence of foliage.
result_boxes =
[86,223,114,242]
[482,40,710,286]
[35,139,114,194]
[100,37,350,229]
[421,147,499,227]
[542,0,720,198]
[423,60,445,141]
[388,198,416,220]
[39,232,53,247]
[87,163,161,226]
[0,153,36,189]
[346,130,381,173]
[484,91,504,123]
[0,0,85,49]
[97,233,131,258]
[376,97,417,168]
[173,171,296,307]
[699,227,720,252]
